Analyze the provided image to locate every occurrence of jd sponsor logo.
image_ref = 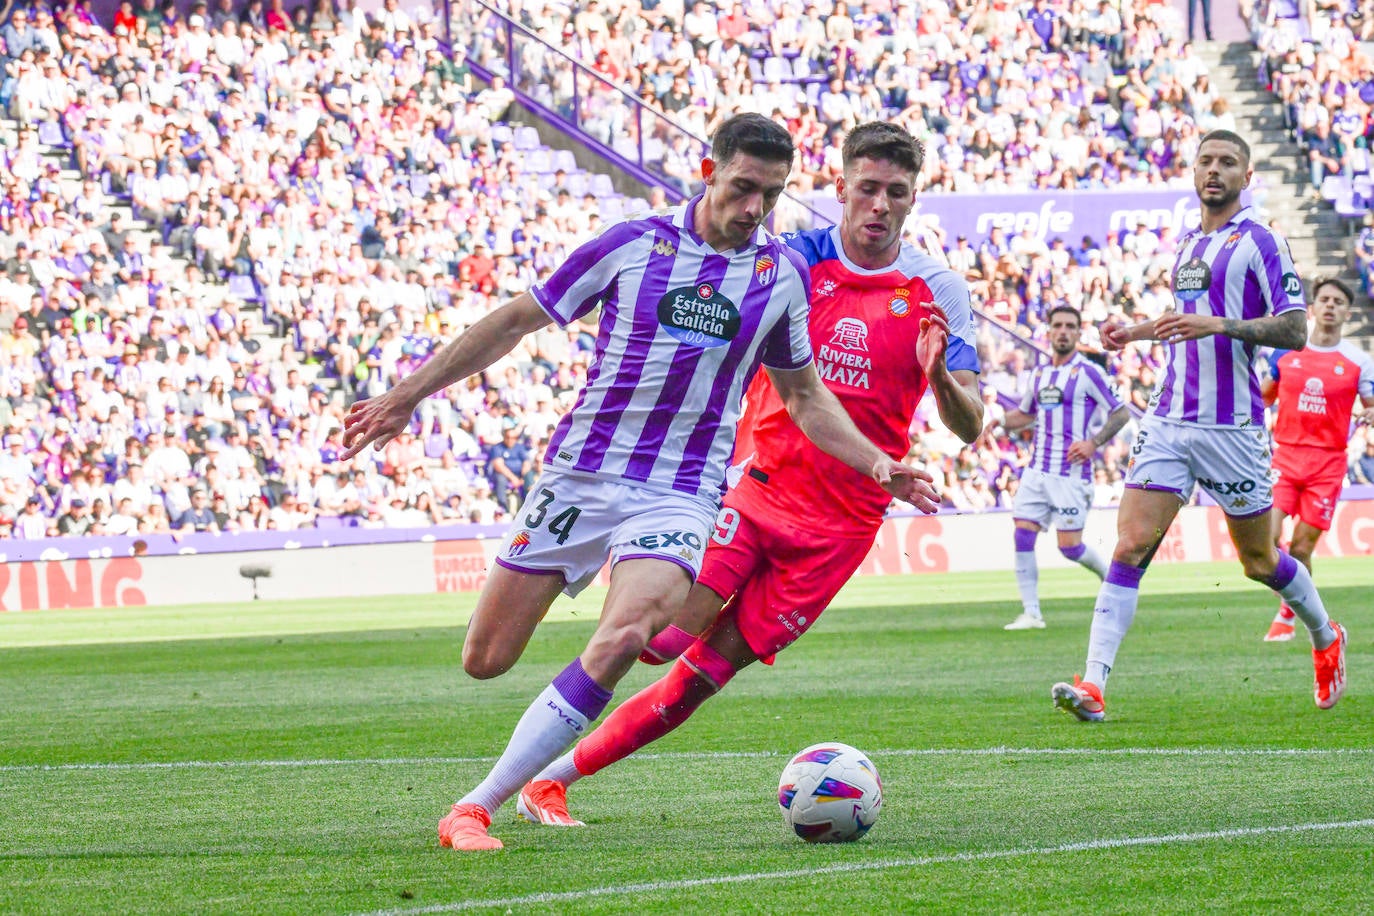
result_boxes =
[658,284,740,348]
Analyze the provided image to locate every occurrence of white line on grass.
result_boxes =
[355,818,1374,916]
[5,746,1374,773]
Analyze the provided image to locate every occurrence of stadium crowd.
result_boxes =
[0,0,1370,540]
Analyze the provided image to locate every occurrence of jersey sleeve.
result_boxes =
[531,219,648,325]
[1264,347,1288,382]
[926,268,981,374]
[1018,368,1038,413]
[1251,229,1306,317]
[1088,363,1126,411]
[1357,349,1374,399]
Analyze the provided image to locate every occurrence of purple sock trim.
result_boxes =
[1060,543,1087,561]
[1014,527,1038,551]
[552,658,613,720]
[1265,550,1299,592]
[1105,561,1145,589]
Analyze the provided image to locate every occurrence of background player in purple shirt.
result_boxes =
[1000,306,1131,631]
[340,114,939,851]
[1051,130,1347,721]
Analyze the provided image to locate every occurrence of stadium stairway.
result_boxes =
[1197,42,1374,350]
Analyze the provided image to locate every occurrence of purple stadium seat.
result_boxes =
[1322,175,1349,201]
[227,273,260,302]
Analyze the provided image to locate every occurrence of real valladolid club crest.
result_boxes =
[754,254,776,286]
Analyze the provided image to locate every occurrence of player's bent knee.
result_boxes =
[588,622,654,669]
[461,645,516,680]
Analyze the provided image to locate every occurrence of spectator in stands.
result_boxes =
[174,487,218,532]
[1307,118,1346,194]
[485,423,532,514]
[1353,430,1374,483]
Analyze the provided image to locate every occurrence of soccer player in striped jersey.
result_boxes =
[512,122,985,829]
[1260,277,1374,641]
[340,114,939,851]
[1000,306,1131,630]
[1052,130,1347,721]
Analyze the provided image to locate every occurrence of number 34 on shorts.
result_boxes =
[496,469,718,595]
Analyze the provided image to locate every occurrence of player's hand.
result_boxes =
[1100,319,1131,351]
[1154,312,1221,344]
[916,307,950,377]
[1358,406,1374,426]
[871,459,940,514]
[340,390,417,461]
[1066,438,1097,463]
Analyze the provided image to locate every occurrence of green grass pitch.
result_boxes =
[2,559,1371,914]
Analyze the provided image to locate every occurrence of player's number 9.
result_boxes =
[712,507,740,545]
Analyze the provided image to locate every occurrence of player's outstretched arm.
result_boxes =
[1154,308,1307,350]
[1100,317,1159,350]
[767,362,940,513]
[340,292,550,460]
[916,308,983,443]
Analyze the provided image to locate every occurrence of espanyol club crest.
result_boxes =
[888,287,911,317]
[754,254,777,287]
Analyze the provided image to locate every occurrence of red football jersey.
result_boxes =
[727,228,979,538]
[1270,341,1374,451]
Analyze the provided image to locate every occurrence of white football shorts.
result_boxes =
[495,467,719,596]
[1012,466,1094,532]
[1124,415,1273,518]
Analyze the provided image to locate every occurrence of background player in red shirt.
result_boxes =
[1260,277,1374,641]
[514,121,985,827]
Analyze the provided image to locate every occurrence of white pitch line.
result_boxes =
[4,746,1374,774]
[355,818,1374,916]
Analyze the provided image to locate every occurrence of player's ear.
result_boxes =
[835,175,846,203]
[701,157,715,184]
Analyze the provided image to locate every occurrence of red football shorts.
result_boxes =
[1272,443,1348,531]
[696,504,874,663]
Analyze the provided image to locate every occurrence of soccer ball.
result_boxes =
[777,742,883,843]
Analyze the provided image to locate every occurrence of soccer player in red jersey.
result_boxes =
[513,122,985,827]
[1261,277,1374,641]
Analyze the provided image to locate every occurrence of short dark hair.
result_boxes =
[709,113,794,169]
[1311,276,1354,305]
[842,121,924,175]
[1046,304,1082,326]
[1198,129,1250,164]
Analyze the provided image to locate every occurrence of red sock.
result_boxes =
[639,624,696,665]
[573,645,734,776]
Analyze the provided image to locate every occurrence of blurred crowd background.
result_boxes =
[1,0,1371,539]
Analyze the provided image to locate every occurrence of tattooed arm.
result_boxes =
[1153,308,1307,351]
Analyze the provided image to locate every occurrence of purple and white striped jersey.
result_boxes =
[1019,353,1125,481]
[531,196,813,500]
[1150,206,1306,428]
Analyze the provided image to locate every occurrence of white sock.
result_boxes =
[459,683,597,814]
[1085,562,1144,688]
[1072,544,1109,579]
[535,751,582,788]
[1270,553,1334,649]
[1015,555,1041,618]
